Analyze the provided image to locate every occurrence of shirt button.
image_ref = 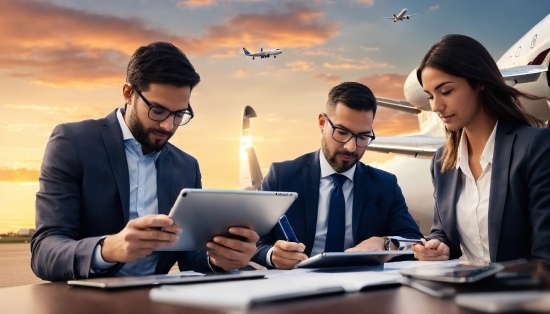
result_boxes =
[139,188,143,191]
[139,207,143,211]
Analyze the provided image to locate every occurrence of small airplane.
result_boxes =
[242,47,282,60]
[382,8,419,22]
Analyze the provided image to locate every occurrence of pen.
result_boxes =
[278,215,299,243]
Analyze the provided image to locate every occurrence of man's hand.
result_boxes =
[207,227,259,271]
[271,240,308,270]
[345,236,390,252]
[101,214,181,263]
[412,239,450,261]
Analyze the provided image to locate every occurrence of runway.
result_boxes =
[0,243,46,288]
[0,243,184,288]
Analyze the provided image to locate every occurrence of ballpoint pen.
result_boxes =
[278,215,299,243]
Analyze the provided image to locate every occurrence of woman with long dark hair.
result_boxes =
[412,34,550,263]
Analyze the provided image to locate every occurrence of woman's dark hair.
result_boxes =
[416,34,543,172]
[326,82,377,116]
[126,42,200,91]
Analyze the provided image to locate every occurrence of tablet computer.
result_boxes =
[157,189,298,251]
[296,251,414,268]
[399,263,505,283]
[67,271,265,289]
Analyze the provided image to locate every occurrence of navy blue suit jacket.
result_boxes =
[32,110,211,282]
[252,150,422,266]
[428,120,550,263]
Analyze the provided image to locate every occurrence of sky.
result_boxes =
[0,0,549,234]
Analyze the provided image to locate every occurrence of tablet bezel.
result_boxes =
[296,251,414,268]
[157,189,298,251]
[399,263,505,283]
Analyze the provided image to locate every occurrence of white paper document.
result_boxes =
[150,267,403,311]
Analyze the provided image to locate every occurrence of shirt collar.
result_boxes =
[319,149,356,182]
[456,121,498,170]
[116,108,162,160]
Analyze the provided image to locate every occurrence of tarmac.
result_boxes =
[0,243,46,288]
[0,243,188,288]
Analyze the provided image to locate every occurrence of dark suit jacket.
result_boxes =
[428,120,550,263]
[252,150,422,266]
[32,110,211,282]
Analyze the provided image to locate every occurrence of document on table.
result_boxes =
[150,266,403,311]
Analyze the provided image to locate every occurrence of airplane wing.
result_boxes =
[500,64,547,86]
[381,17,395,19]
[376,97,421,114]
[367,135,445,158]
[404,14,419,18]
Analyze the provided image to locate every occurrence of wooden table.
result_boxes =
[0,281,477,313]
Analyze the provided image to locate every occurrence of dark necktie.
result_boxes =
[324,173,347,252]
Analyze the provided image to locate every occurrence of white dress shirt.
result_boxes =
[266,150,356,265]
[455,122,497,263]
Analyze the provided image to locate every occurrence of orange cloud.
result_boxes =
[311,73,342,83]
[178,0,217,8]
[0,1,339,87]
[354,0,375,6]
[286,60,314,71]
[0,168,39,182]
[357,73,408,99]
[236,69,248,77]
[356,73,419,135]
[323,58,393,70]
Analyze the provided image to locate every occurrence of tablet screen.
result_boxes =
[400,263,504,283]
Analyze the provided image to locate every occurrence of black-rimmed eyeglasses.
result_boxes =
[133,88,194,126]
[323,113,375,148]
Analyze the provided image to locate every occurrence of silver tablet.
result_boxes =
[399,263,504,283]
[296,251,414,268]
[157,189,298,251]
[67,272,265,289]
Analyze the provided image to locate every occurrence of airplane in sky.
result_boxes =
[242,47,282,60]
[240,14,550,235]
[382,8,419,22]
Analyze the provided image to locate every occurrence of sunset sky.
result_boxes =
[1,0,548,233]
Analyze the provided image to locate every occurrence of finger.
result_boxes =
[228,227,260,243]
[212,236,253,253]
[130,229,179,242]
[424,239,441,250]
[416,247,445,257]
[207,242,243,261]
[274,249,308,261]
[130,214,174,229]
[275,241,305,252]
[208,252,240,270]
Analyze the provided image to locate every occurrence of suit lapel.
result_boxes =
[488,121,514,261]
[440,169,461,248]
[156,148,173,215]
[303,151,321,250]
[352,164,367,243]
[100,110,130,222]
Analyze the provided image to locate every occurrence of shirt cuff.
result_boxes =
[90,237,117,273]
[206,252,217,273]
[265,247,275,267]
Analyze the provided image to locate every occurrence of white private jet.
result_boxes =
[370,13,550,234]
[242,47,282,60]
[382,8,419,22]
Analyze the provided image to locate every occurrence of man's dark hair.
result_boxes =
[326,82,377,116]
[126,42,200,91]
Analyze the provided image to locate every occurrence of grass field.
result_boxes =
[0,236,32,244]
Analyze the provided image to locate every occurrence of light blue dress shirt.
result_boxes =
[91,108,161,275]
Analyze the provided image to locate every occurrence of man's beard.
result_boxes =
[321,136,363,173]
[129,109,173,153]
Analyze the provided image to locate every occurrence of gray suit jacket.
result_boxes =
[429,120,550,262]
[32,110,211,282]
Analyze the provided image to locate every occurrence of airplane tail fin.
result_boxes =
[261,48,263,52]
[393,14,397,18]
[239,106,263,190]
[242,47,251,55]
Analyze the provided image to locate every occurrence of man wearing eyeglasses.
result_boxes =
[252,82,422,269]
[32,42,259,281]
